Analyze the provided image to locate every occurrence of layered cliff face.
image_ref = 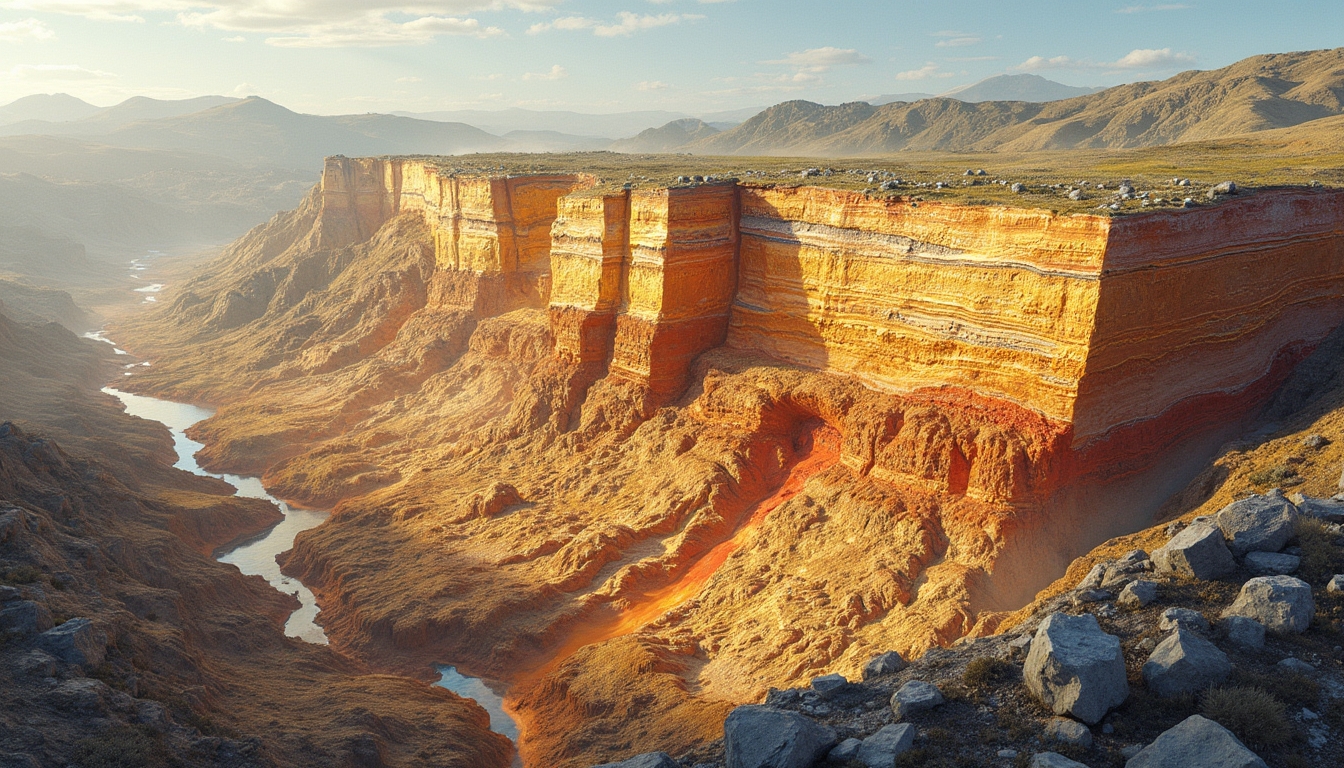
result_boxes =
[114,157,1344,767]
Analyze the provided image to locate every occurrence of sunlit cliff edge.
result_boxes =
[114,156,1344,766]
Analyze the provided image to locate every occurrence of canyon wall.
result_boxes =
[318,157,1344,494]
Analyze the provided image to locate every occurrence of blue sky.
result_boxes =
[0,0,1340,114]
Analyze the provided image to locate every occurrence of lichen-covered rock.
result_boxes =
[1117,580,1158,608]
[1152,524,1234,579]
[594,752,679,768]
[1142,628,1232,698]
[855,724,916,768]
[724,706,837,768]
[1125,715,1267,768]
[1216,494,1296,556]
[862,651,907,680]
[1243,551,1299,575]
[1222,576,1315,634]
[1158,607,1208,633]
[36,618,106,668]
[1043,717,1093,748]
[1024,613,1129,724]
[890,680,944,720]
[1220,616,1265,649]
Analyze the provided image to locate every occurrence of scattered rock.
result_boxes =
[1073,589,1113,605]
[1124,715,1267,768]
[998,749,1019,758]
[1328,575,1344,593]
[811,674,848,699]
[1216,495,1295,556]
[862,651,907,680]
[1244,551,1299,575]
[1031,753,1090,768]
[724,706,837,768]
[1011,183,1026,193]
[1158,607,1209,633]
[47,678,112,715]
[827,738,861,763]
[890,680,944,720]
[1077,563,1108,590]
[1208,181,1239,198]
[1291,494,1344,523]
[1043,717,1093,748]
[1222,576,1315,634]
[0,600,53,636]
[596,753,679,768]
[1301,434,1329,449]
[14,649,57,678]
[1068,189,1084,201]
[1276,657,1317,676]
[1024,612,1129,724]
[1220,617,1266,650]
[855,724,916,768]
[36,618,106,668]
[1008,634,1033,659]
[1118,580,1158,609]
[0,585,20,602]
[1152,523,1234,579]
[1142,628,1232,698]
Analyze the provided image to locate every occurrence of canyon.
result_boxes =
[104,154,1344,766]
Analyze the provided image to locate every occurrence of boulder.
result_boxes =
[1152,523,1234,579]
[1141,628,1232,698]
[724,706,838,768]
[1077,563,1108,590]
[1032,753,1090,768]
[1124,715,1267,768]
[595,753,679,768]
[1222,576,1314,634]
[1117,580,1158,609]
[1024,612,1129,724]
[1276,657,1317,676]
[855,724,915,768]
[827,738,861,763]
[1288,494,1344,523]
[811,673,848,699]
[0,600,53,636]
[1158,607,1208,633]
[1328,575,1344,594]
[1043,717,1093,748]
[890,680,944,720]
[0,585,21,602]
[36,618,106,668]
[1220,617,1265,650]
[1216,495,1295,555]
[1243,551,1299,575]
[862,651,907,680]
[1208,181,1239,199]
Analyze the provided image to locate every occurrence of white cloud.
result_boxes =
[222,34,244,42]
[522,64,566,81]
[1,1,521,45]
[6,63,116,81]
[528,11,700,37]
[763,47,871,73]
[0,17,53,41]
[1116,3,1190,12]
[895,63,953,81]
[635,80,669,91]
[1017,47,1195,72]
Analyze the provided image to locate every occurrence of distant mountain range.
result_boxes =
[870,74,1102,106]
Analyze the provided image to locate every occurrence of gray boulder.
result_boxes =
[827,738,862,763]
[1142,628,1231,697]
[724,706,838,768]
[856,724,915,768]
[1043,717,1093,748]
[1158,607,1208,633]
[1288,494,1344,523]
[1152,523,1234,579]
[1117,580,1158,609]
[890,680,944,720]
[862,651,907,680]
[1328,575,1344,594]
[1124,715,1267,768]
[1222,576,1314,634]
[0,600,53,636]
[1216,495,1295,556]
[595,753,678,768]
[811,673,848,698]
[1208,181,1239,199]
[1243,551,1299,575]
[36,618,106,668]
[1077,563,1108,590]
[1276,657,1316,676]
[1024,612,1129,724]
[1032,753,1090,768]
[1220,616,1265,649]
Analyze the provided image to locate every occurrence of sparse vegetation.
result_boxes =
[73,725,167,768]
[1,564,43,585]
[1247,464,1299,487]
[962,657,1014,690]
[1296,516,1343,583]
[1229,668,1320,710]
[1200,686,1292,749]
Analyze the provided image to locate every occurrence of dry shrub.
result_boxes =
[1229,668,1320,710]
[1295,516,1343,583]
[1200,686,1291,749]
[963,657,1015,690]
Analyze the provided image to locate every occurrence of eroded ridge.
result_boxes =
[116,156,1344,767]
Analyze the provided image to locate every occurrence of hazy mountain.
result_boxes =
[0,95,241,136]
[501,130,611,152]
[0,93,101,125]
[869,92,937,105]
[939,74,1102,103]
[689,47,1344,155]
[611,118,721,153]
[0,279,90,330]
[394,107,690,139]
